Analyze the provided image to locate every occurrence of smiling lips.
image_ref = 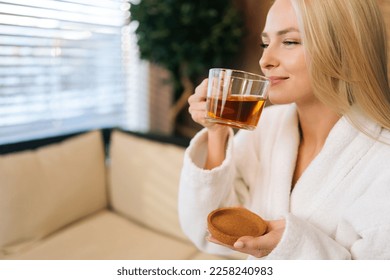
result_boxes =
[268,76,289,86]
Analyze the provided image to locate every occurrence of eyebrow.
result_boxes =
[261,27,300,38]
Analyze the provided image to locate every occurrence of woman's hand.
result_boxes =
[188,78,226,132]
[188,78,212,128]
[207,219,286,258]
[189,78,230,169]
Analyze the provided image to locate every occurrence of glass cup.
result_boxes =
[205,68,270,130]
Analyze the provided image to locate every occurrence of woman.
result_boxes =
[178,0,390,259]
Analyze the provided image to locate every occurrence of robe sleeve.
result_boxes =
[262,214,351,259]
[178,128,250,255]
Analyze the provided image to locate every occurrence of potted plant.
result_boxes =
[129,0,244,135]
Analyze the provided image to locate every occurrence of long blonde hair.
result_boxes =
[291,0,390,136]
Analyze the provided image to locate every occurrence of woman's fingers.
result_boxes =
[188,92,206,104]
[207,219,286,258]
[188,78,210,127]
[233,235,274,258]
[188,101,206,113]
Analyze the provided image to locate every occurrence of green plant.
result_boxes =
[129,0,244,122]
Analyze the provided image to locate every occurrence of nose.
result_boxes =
[259,47,278,72]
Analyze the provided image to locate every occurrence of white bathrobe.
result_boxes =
[178,103,390,259]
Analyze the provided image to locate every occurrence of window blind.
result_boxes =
[0,0,148,145]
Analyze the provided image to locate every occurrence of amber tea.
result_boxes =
[207,95,266,130]
[205,68,269,130]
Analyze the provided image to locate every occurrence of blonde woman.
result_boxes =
[179,0,390,259]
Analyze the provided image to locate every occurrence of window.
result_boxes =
[0,0,150,144]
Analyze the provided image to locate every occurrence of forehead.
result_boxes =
[262,0,299,35]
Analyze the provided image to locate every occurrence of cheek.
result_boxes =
[288,56,312,91]
[286,53,307,75]
[267,64,313,104]
[290,73,313,100]
[297,66,312,93]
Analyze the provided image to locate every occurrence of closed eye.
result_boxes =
[260,43,269,49]
[283,40,301,46]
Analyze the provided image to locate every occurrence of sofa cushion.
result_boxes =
[4,210,198,260]
[0,131,107,257]
[109,130,188,242]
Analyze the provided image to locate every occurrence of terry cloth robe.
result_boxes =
[178,103,390,259]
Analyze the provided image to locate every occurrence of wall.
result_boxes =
[233,0,271,74]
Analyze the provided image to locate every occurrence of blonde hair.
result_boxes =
[291,0,390,136]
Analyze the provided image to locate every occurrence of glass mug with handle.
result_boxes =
[205,68,270,130]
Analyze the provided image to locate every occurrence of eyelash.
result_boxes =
[260,43,268,49]
[260,41,301,49]
[284,40,300,46]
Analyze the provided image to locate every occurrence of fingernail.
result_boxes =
[234,241,244,249]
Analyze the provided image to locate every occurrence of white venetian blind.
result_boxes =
[0,0,149,144]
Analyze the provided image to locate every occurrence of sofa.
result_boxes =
[0,129,243,260]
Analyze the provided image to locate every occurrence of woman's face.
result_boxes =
[260,0,314,105]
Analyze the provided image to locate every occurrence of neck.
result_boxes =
[296,102,341,147]
[291,101,341,188]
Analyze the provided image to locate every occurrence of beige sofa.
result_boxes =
[0,130,241,260]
